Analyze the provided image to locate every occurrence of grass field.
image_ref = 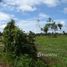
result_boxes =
[0,35,67,67]
[35,35,67,67]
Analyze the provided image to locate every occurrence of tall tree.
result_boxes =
[44,24,49,34]
[3,19,37,60]
[3,19,17,54]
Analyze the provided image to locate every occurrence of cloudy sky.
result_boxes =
[0,0,67,33]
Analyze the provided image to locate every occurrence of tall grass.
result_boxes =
[35,35,67,66]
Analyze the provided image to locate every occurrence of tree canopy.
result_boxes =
[3,19,37,60]
[43,18,63,34]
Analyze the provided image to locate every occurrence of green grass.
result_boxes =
[35,35,67,67]
[0,35,67,67]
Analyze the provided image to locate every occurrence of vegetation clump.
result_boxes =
[2,19,37,66]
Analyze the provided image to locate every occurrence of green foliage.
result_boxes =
[36,59,47,67]
[28,31,35,43]
[15,55,46,67]
[3,19,37,67]
[50,22,58,32]
[44,25,49,34]
[15,55,33,67]
[58,23,63,30]
[35,35,67,66]
[47,20,58,33]
[43,18,63,36]
[3,19,17,54]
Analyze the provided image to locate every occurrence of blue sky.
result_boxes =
[0,0,67,33]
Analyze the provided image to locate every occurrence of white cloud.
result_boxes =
[0,12,10,20]
[39,13,49,19]
[61,0,67,3]
[0,12,16,21]
[59,20,67,32]
[0,11,66,33]
[2,0,39,12]
[17,5,37,12]
[1,0,61,12]
[56,19,65,24]
[0,24,6,29]
[60,20,65,25]
[42,0,60,7]
[64,8,67,13]
[0,11,45,33]
[16,19,42,33]
[16,18,67,33]
[55,19,67,32]
[0,12,16,31]
[0,12,10,31]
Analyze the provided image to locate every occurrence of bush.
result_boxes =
[3,19,37,67]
